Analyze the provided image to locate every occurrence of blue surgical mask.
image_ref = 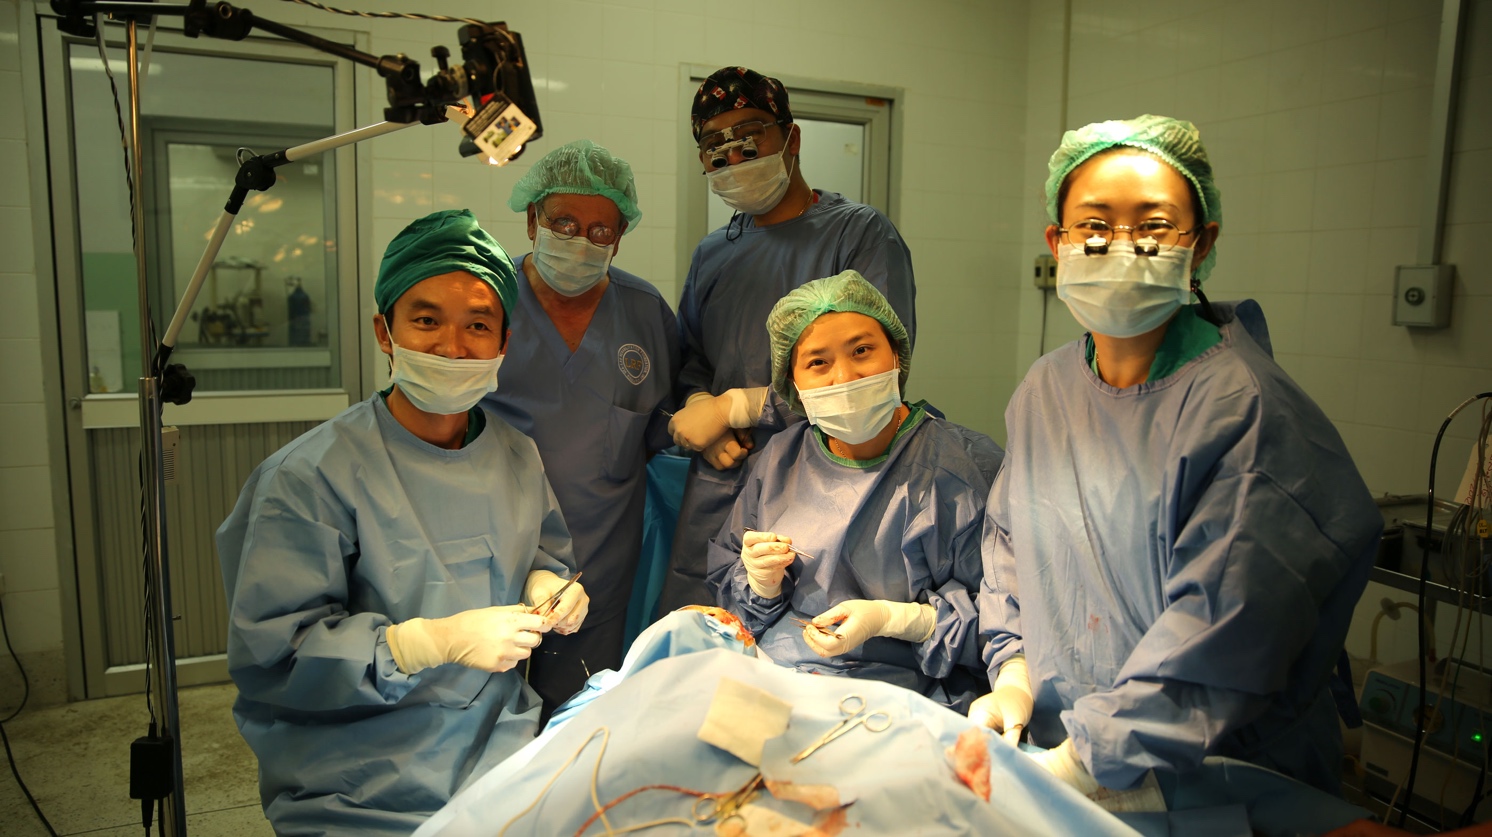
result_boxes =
[1056,244,1193,338]
[796,367,902,445]
[388,335,502,415]
[532,227,613,297]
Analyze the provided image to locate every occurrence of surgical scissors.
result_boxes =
[790,694,891,763]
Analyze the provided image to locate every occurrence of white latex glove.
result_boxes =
[741,530,796,598]
[1029,739,1102,795]
[702,427,753,470]
[385,604,548,674]
[803,599,934,658]
[969,654,1033,746]
[523,570,589,634]
[668,388,768,451]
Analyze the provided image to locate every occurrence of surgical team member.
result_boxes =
[974,116,1381,796]
[661,66,918,612]
[216,209,589,836]
[485,140,679,711]
[709,272,1001,708]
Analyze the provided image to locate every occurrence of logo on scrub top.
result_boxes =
[617,344,650,385]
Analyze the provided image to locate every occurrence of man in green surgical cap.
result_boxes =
[216,209,588,836]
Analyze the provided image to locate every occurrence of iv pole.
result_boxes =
[70,2,519,832]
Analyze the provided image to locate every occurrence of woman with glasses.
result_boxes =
[484,140,680,714]
[974,115,1381,798]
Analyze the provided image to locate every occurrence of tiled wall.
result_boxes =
[1020,0,1492,500]
[0,1,64,674]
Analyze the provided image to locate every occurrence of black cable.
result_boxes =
[276,0,484,25]
[1395,392,1492,828]
[0,596,61,836]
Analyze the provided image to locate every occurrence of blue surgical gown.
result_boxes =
[707,405,1002,704]
[483,258,678,703]
[215,395,576,836]
[660,191,917,611]
[978,300,1381,793]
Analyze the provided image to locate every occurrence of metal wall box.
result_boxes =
[1393,264,1455,328]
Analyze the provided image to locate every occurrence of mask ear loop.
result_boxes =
[1190,276,1220,324]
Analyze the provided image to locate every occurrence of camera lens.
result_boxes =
[741,146,758,159]
[710,154,727,168]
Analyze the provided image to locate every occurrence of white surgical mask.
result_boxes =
[532,227,613,297]
[389,336,502,415]
[797,367,902,446]
[705,129,797,215]
[1056,244,1194,338]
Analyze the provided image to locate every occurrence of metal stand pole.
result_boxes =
[125,18,188,837]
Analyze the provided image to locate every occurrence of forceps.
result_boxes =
[790,694,891,763]
[529,572,582,617]
[691,771,763,825]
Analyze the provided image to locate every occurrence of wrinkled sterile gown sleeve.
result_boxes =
[223,462,415,710]
[979,302,1378,794]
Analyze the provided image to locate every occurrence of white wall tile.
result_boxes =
[0,527,59,593]
[1260,174,1316,235]
[1219,2,1275,62]
[1353,359,1423,430]
[1312,162,1376,230]
[1370,157,1424,228]
[1318,28,1386,102]
[0,465,53,531]
[1316,96,1381,166]
[1252,292,1307,355]
[1215,56,1272,119]
[1301,292,1366,359]
[0,205,33,273]
[0,589,62,654]
[1267,44,1324,111]
[1258,231,1314,294]
[0,272,38,340]
[432,161,494,220]
[370,160,434,219]
[1263,107,1322,173]
[1445,148,1492,226]
[1377,86,1433,160]
[1380,12,1440,92]
[547,0,608,58]
[0,2,17,73]
[1307,229,1374,298]
[0,338,41,404]
[0,403,47,467]
[1294,354,1361,422]
[1326,0,1389,36]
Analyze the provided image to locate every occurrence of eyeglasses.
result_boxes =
[1058,219,1202,256]
[698,119,786,166]
[539,206,619,248]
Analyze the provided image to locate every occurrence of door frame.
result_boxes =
[675,64,905,293]
[28,7,369,698]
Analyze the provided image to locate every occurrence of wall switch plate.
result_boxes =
[1034,254,1057,289]
[1393,264,1455,328]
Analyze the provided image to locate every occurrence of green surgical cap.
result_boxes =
[1045,114,1223,283]
[767,270,911,415]
[506,139,642,230]
[375,209,517,318]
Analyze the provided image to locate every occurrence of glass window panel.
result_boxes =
[69,45,338,393]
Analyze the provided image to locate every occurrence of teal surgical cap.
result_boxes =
[506,139,643,230]
[1046,114,1222,283]
[375,209,517,318]
[767,270,911,415]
